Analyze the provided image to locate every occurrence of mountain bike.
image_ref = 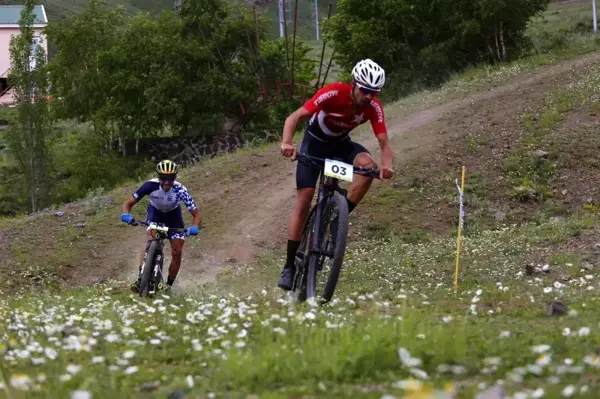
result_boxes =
[291,153,379,304]
[129,219,189,298]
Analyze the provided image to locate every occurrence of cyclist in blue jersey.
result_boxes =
[120,160,201,292]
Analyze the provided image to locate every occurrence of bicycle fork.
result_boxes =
[151,246,165,293]
[139,241,152,279]
[310,175,337,260]
[141,240,165,294]
[154,252,163,279]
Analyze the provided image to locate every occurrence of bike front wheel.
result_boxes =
[139,240,158,297]
[306,191,349,303]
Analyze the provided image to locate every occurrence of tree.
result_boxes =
[5,0,53,213]
[45,0,126,141]
[238,37,316,138]
[178,0,265,132]
[45,0,316,152]
[324,0,550,96]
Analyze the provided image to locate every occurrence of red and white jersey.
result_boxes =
[302,82,387,141]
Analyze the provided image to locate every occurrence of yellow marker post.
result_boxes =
[454,166,466,293]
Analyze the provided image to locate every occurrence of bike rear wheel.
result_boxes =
[139,240,158,297]
[306,191,349,303]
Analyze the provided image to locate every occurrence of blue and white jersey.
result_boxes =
[132,178,197,213]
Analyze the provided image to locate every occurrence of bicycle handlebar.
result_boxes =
[295,153,380,179]
[130,218,189,236]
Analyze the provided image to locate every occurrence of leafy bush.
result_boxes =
[49,128,152,205]
[324,0,551,96]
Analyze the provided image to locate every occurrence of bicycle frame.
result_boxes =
[296,153,379,275]
[130,219,188,296]
[310,172,344,259]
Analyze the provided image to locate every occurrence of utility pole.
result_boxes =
[314,0,320,40]
[278,0,285,37]
[174,0,182,13]
[594,0,598,33]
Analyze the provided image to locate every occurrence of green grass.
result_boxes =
[503,59,600,203]
[526,0,597,53]
[2,0,145,27]
[2,213,600,398]
[0,0,174,21]
[385,0,600,116]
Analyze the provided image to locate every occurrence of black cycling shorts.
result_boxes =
[146,205,186,240]
[296,130,371,190]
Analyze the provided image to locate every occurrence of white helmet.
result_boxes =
[352,59,385,91]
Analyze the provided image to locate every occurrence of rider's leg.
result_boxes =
[336,139,377,213]
[167,238,184,287]
[278,188,316,291]
[278,132,323,290]
[325,147,376,250]
[347,152,377,212]
[164,207,186,288]
[286,187,315,256]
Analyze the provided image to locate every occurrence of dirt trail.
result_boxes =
[113,52,600,291]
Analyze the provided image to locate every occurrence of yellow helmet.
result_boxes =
[156,159,178,175]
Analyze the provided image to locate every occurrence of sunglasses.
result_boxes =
[158,175,176,182]
[358,86,379,96]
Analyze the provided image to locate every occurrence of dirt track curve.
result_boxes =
[91,52,600,291]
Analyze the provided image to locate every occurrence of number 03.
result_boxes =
[331,165,347,176]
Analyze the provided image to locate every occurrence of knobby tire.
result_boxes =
[139,240,157,297]
[306,192,349,302]
[322,192,349,302]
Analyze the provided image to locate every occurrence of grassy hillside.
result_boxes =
[0,0,174,20]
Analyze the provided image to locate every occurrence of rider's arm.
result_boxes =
[377,133,394,174]
[126,181,154,211]
[123,181,155,214]
[122,196,138,213]
[283,83,339,145]
[368,100,394,179]
[177,184,201,227]
[189,208,201,228]
[282,106,312,145]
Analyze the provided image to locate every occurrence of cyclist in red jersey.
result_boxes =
[278,59,394,290]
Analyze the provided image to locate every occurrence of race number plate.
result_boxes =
[324,159,353,183]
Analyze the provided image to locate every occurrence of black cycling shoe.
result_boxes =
[277,268,294,291]
[130,279,140,293]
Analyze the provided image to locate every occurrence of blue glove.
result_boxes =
[187,226,199,236]
[121,213,133,224]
